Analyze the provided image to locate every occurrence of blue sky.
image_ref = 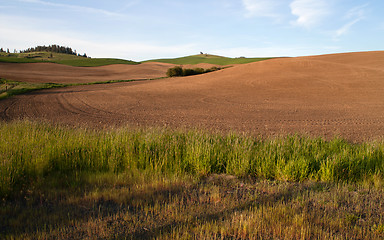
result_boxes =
[0,0,383,61]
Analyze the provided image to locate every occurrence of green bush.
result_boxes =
[205,67,219,72]
[167,66,222,77]
[166,66,183,77]
[182,68,196,76]
[193,68,205,74]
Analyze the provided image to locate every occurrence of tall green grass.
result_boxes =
[1,121,384,198]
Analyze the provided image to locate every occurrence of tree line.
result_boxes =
[0,48,10,54]
[0,45,89,58]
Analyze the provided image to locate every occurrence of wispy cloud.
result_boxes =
[290,0,330,28]
[116,0,141,13]
[335,19,361,37]
[335,4,367,37]
[242,0,280,18]
[0,15,198,61]
[19,0,124,17]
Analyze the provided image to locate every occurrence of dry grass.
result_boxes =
[2,174,384,239]
[1,121,384,239]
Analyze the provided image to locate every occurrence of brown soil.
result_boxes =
[1,51,384,142]
[0,62,175,84]
[0,62,226,84]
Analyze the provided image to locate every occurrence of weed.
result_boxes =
[1,121,384,239]
[1,121,384,199]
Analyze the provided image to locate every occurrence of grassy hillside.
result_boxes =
[0,52,271,66]
[0,52,139,67]
[144,54,272,65]
[1,121,384,239]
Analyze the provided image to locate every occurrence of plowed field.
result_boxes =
[1,51,384,142]
[0,62,175,83]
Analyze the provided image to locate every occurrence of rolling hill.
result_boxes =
[143,54,272,65]
[1,51,384,141]
[0,52,139,67]
[0,52,271,67]
[0,61,174,84]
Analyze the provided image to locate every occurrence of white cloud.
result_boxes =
[290,0,330,28]
[344,4,367,20]
[335,19,361,37]
[116,0,141,13]
[242,0,280,18]
[0,15,198,61]
[334,4,366,37]
[19,0,124,17]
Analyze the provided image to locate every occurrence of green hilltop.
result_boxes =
[143,54,273,65]
[0,51,272,67]
[0,52,139,67]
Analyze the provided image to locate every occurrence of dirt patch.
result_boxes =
[1,51,384,142]
[0,62,176,84]
[0,62,227,84]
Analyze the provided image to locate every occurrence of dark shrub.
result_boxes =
[204,67,222,73]
[182,68,196,76]
[166,66,183,77]
[193,68,205,74]
[167,66,222,77]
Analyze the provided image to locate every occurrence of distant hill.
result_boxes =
[143,54,273,65]
[0,51,272,67]
[0,52,139,67]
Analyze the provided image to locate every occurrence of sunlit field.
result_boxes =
[1,121,384,239]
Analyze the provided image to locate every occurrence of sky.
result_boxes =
[0,0,383,61]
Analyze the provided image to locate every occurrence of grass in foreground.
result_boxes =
[2,175,384,239]
[0,52,139,67]
[144,54,272,65]
[1,121,384,239]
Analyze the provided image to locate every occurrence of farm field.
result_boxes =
[0,62,175,84]
[0,54,232,85]
[1,51,384,141]
[2,51,384,239]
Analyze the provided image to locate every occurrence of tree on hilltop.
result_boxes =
[18,45,89,57]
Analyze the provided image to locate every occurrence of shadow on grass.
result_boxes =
[0,172,332,239]
[0,172,189,238]
[127,181,313,239]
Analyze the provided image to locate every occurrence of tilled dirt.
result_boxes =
[0,62,175,84]
[1,51,384,142]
